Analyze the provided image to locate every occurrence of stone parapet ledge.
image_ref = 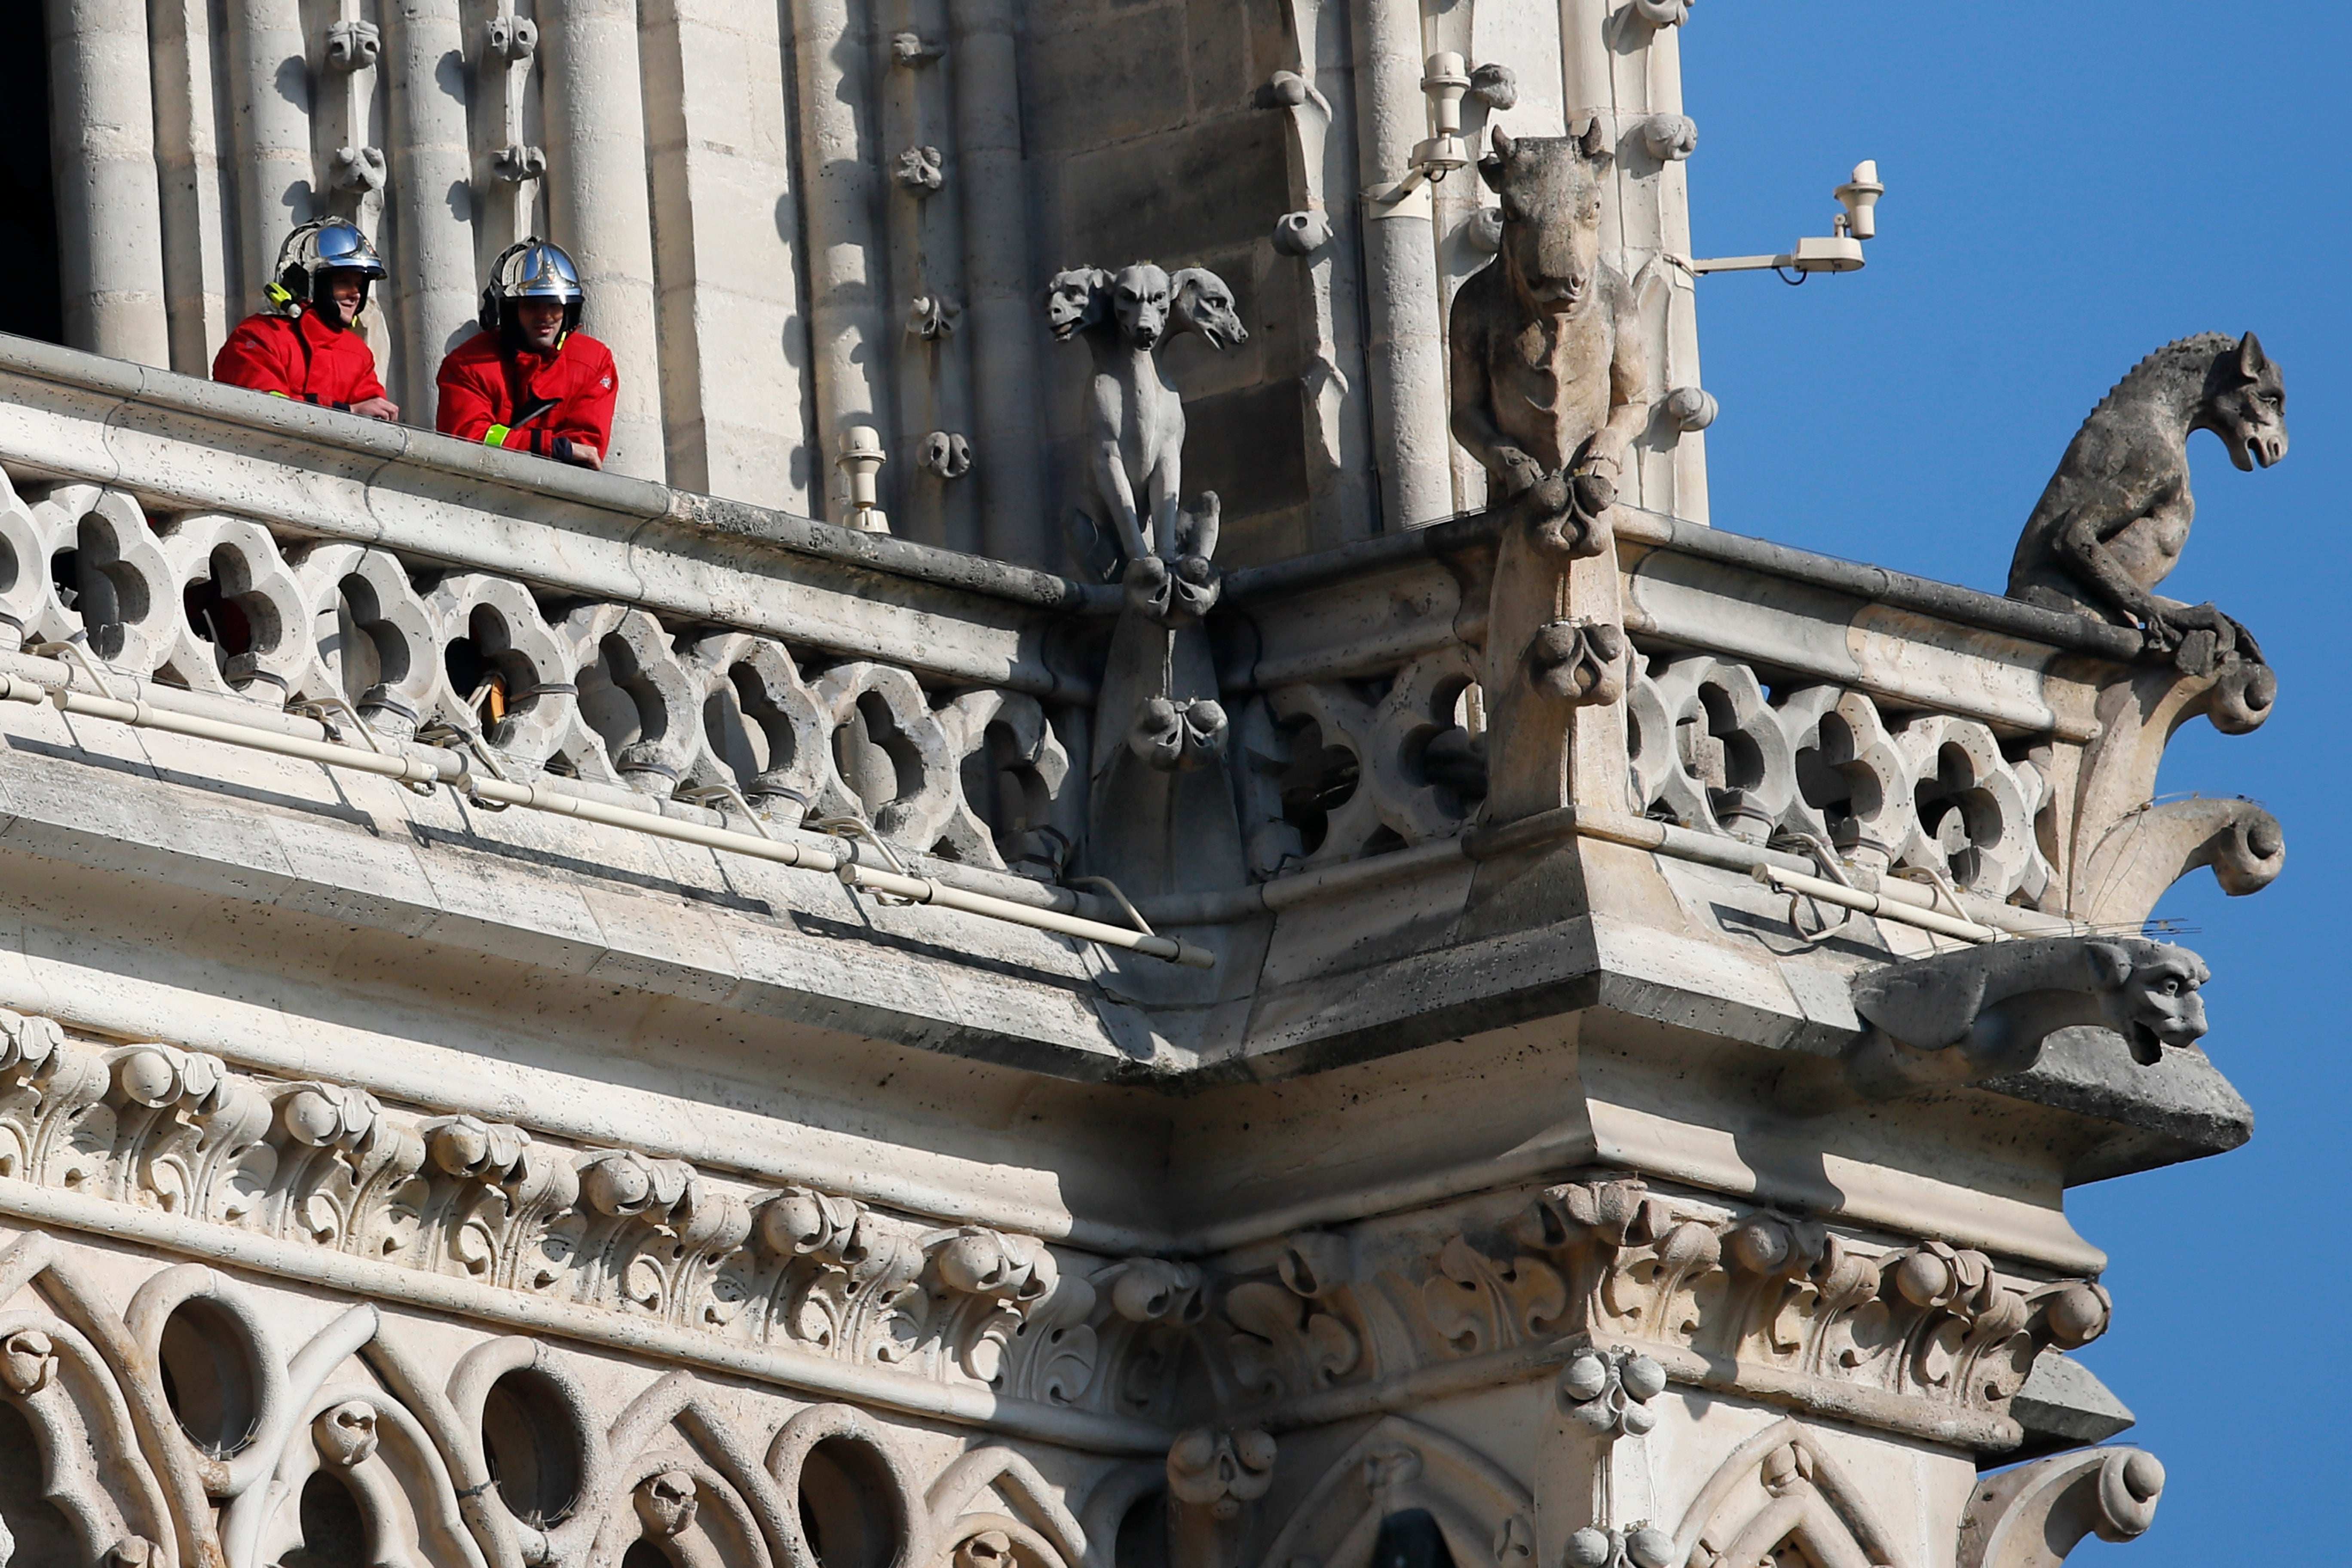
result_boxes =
[0,331,1114,700]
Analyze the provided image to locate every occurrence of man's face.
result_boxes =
[321,269,367,326]
[515,298,565,350]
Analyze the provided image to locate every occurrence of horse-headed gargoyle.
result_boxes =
[2008,331,2285,730]
[1048,261,1246,628]
[1449,120,1657,560]
[1776,936,2210,1115]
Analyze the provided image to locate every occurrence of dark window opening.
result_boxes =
[0,6,61,345]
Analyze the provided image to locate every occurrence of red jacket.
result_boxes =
[435,329,617,466]
[211,309,388,409]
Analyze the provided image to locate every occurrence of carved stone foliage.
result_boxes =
[0,475,1080,876]
[0,1225,1099,1568]
[1958,1446,2164,1568]
[1114,1177,2112,1442]
[0,1010,1074,1400]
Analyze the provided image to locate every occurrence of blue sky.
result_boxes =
[1677,5,2346,1558]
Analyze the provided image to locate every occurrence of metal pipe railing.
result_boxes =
[0,671,1214,970]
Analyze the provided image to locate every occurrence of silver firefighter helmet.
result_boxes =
[478,238,586,337]
[268,219,388,316]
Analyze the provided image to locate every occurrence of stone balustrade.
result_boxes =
[0,334,2283,1004]
[0,336,1104,885]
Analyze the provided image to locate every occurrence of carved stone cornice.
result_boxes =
[0,1006,2115,1452]
[0,1009,1082,1411]
[1159,1176,2110,1449]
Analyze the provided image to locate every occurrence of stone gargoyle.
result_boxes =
[2008,331,2284,722]
[1048,261,1245,626]
[1776,936,2210,1115]
[1449,121,1657,557]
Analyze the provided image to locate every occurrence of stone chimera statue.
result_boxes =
[2008,331,2285,678]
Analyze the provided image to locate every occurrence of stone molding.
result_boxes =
[1160,1178,2111,1449]
[1,1008,2112,1453]
[0,1008,1118,1442]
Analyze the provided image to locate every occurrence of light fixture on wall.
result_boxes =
[1368,54,1513,204]
[1677,160,1883,279]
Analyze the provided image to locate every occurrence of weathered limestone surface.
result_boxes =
[0,314,2270,1564]
[14,2,2285,1565]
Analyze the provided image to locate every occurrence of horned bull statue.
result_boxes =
[1776,936,2211,1115]
[1448,119,1660,821]
[1450,121,1658,559]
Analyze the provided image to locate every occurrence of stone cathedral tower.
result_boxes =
[0,1,2281,1566]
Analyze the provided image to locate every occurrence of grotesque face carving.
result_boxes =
[635,1470,698,1538]
[1171,269,1247,351]
[1044,268,1109,342]
[2088,941,2210,1065]
[1479,125,1611,316]
[1113,264,1172,349]
[314,1400,380,1468]
[2201,331,2288,472]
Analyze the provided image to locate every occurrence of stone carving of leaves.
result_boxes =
[1224,1279,1358,1396]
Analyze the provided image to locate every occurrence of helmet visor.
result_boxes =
[500,241,584,303]
[310,222,388,281]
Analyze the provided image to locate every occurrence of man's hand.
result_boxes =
[350,397,400,423]
[567,442,603,471]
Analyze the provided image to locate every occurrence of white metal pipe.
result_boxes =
[0,674,1213,968]
[383,0,482,416]
[543,0,668,481]
[45,0,174,366]
[1348,0,1455,531]
[793,0,896,527]
[1751,864,1997,944]
[947,0,1047,565]
[225,0,319,312]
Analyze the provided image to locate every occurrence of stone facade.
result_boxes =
[2,3,2284,1568]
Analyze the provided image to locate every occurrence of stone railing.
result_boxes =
[1217,505,2284,931]
[0,336,1110,888]
[0,332,2286,956]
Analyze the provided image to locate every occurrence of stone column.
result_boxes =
[45,0,172,365]
[882,0,977,551]
[949,0,1047,564]
[639,0,815,509]
[1349,0,1454,532]
[1561,0,1707,523]
[544,0,667,481]
[226,0,319,313]
[385,0,482,417]
[149,0,235,372]
[793,0,895,527]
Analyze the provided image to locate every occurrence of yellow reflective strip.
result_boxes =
[267,391,291,399]
[485,424,510,446]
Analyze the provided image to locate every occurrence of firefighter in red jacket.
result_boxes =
[211,220,400,420]
[435,239,616,471]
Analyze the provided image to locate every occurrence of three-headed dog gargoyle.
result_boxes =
[2007,331,2285,731]
[1776,936,2211,1115]
[1049,261,1246,628]
[1449,122,1657,559]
